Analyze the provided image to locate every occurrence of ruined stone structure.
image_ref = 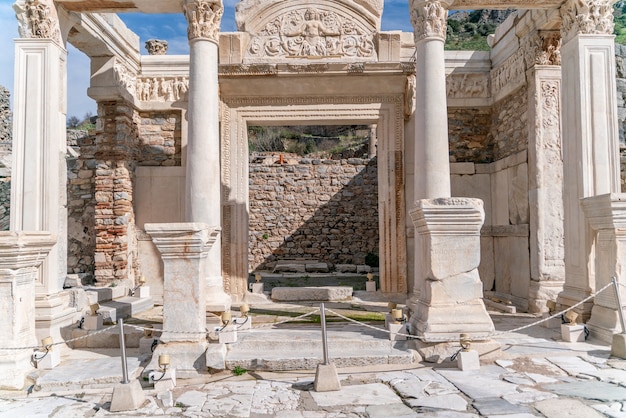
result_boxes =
[3,0,626,386]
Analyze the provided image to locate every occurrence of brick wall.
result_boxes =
[491,88,529,161]
[448,108,494,163]
[137,112,182,166]
[248,158,379,270]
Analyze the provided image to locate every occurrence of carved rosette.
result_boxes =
[184,0,224,43]
[560,0,614,41]
[409,0,449,42]
[245,8,376,61]
[13,0,62,44]
[522,31,561,69]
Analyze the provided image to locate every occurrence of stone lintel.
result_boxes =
[410,198,484,235]
[145,223,220,259]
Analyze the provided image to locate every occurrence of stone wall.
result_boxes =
[448,108,493,163]
[137,112,182,166]
[491,87,529,161]
[0,86,11,153]
[249,158,379,270]
[616,44,626,191]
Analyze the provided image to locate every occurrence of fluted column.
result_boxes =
[184,0,231,311]
[410,0,452,199]
[558,0,620,318]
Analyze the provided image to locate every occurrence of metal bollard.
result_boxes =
[320,303,330,365]
[118,318,129,384]
[612,276,626,335]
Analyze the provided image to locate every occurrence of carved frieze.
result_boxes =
[114,64,137,97]
[522,31,561,69]
[13,0,61,44]
[286,63,329,73]
[245,8,376,61]
[404,74,416,118]
[560,0,614,41]
[409,0,448,42]
[184,0,224,43]
[541,80,560,132]
[491,48,526,97]
[145,39,168,55]
[219,64,279,75]
[446,73,490,99]
[136,77,189,102]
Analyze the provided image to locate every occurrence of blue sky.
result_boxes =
[0,0,412,118]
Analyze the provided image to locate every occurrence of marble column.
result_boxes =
[407,0,493,341]
[11,0,75,344]
[524,31,566,313]
[0,232,55,390]
[184,0,231,311]
[558,0,620,318]
[582,194,626,344]
[145,223,219,377]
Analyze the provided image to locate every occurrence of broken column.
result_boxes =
[145,223,219,377]
[407,0,494,341]
[0,232,55,390]
[184,0,231,311]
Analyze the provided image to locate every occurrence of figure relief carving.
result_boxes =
[409,0,448,42]
[245,8,376,60]
[491,48,526,96]
[145,39,169,55]
[541,81,560,131]
[523,31,561,69]
[404,74,416,119]
[13,0,61,44]
[446,73,490,99]
[136,77,189,102]
[114,64,137,97]
[184,0,224,42]
[560,0,614,40]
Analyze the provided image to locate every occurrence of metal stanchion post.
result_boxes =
[320,302,330,365]
[612,276,626,334]
[119,318,129,384]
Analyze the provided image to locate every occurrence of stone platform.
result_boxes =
[271,286,353,302]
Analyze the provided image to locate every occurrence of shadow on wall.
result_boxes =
[249,157,379,271]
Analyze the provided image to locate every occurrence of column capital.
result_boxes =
[409,0,452,42]
[13,0,62,45]
[560,0,614,43]
[184,0,224,43]
[521,30,562,70]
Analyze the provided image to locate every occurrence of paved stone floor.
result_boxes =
[2,305,626,417]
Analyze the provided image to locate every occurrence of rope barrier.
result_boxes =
[0,325,117,352]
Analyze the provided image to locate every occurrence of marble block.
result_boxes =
[233,316,251,331]
[541,313,562,329]
[250,283,264,294]
[387,322,407,341]
[84,314,103,331]
[561,324,586,342]
[151,368,176,391]
[36,349,60,370]
[611,334,626,359]
[218,326,238,344]
[457,350,480,371]
[137,286,150,298]
[366,281,376,292]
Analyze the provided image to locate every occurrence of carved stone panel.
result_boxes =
[13,0,61,44]
[560,0,614,42]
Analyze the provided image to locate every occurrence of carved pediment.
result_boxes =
[237,0,380,63]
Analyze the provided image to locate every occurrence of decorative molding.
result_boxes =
[491,48,526,97]
[409,0,448,42]
[184,0,224,43]
[136,76,189,102]
[540,80,560,133]
[522,31,561,68]
[245,7,377,60]
[145,39,168,55]
[446,73,490,99]
[286,63,329,73]
[560,0,614,41]
[223,94,403,107]
[347,63,365,73]
[219,64,278,75]
[13,0,61,44]
[114,63,137,98]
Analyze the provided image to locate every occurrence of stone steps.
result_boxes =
[225,324,417,371]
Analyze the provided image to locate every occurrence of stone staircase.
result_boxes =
[225,323,418,371]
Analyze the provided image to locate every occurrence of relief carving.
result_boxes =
[409,0,448,42]
[404,74,416,119]
[13,0,61,44]
[541,81,560,132]
[560,0,614,40]
[523,31,561,68]
[246,8,376,60]
[184,0,224,42]
[114,64,137,97]
[446,73,490,98]
[491,48,526,96]
[145,39,168,55]
[136,77,189,102]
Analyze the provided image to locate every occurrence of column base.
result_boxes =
[527,279,565,314]
[0,349,32,390]
[557,285,593,321]
[587,304,623,344]
[35,290,77,352]
[206,275,232,312]
[146,341,210,379]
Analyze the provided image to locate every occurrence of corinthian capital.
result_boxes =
[13,0,62,44]
[560,0,614,42]
[409,0,451,42]
[184,0,224,43]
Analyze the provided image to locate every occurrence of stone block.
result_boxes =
[110,380,146,412]
[314,363,341,392]
[306,262,329,273]
[366,281,376,292]
[457,350,480,371]
[36,349,60,370]
[83,314,103,330]
[611,333,626,359]
[233,315,251,331]
[356,265,372,274]
[151,368,176,391]
[335,264,357,273]
[206,343,227,370]
[271,286,352,301]
[250,282,264,294]
[273,263,306,273]
[218,326,238,344]
[561,324,586,342]
[541,313,562,329]
[387,322,407,341]
[136,286,150,298]
[140,337,158,354]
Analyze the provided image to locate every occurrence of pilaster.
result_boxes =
[558,0,620,316]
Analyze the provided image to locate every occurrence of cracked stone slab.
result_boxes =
[534,398,605,418]
[405,393,468,411]
[542,381,626,402]
[310,383,401,407]
[366,403,419,418]
[545,356,599,377]
[436,366,519,400]
[472,398,532,415]
[251,381,300,415]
